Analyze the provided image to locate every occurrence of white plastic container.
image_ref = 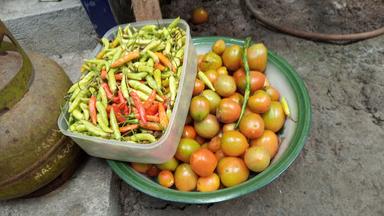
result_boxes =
[58,19,197,163]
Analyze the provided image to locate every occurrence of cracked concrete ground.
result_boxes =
[119,0,384,215]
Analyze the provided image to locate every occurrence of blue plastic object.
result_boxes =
[80,0,117,37]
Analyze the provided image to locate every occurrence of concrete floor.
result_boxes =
[119,1,384,215]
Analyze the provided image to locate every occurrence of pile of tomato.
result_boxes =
[130,39,288,192]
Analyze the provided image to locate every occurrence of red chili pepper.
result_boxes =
[146,102,159,115]
[119,124,139,133]
[101,83,114,100]
[89,95,97,124]
[113,96,120,104]
[101,68,107,80]
[112,104,126,123]
[130,91,147,124]
[140,122,162,131]
[154,62,166,71]
[119,103,130,115]
[115,73,123,81]
[146,115,160,122]
[106,105,112,115]
[158,102,168,129]
[144,90,157,110]
[118,90,126,104]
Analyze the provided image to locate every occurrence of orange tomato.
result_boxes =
[216,66,228,75]
[174,163,198,191]
[228,92,244,105]
[222,123,236,133]
[204,69,219,84]
[208,135,221,152]
[221,130,249,156]
[265,86,280,101]
[244,146,270,172]
[251,130,279,158]
[239,113,265,139]
[197,173,220,192]
[247,43,268,72]
[215,149,226,161]
[195,135,206,145]
[157,157,179,171]
[190,148,218,177]
[247,90,271,113]
[158,170,174,188]
[146,165,160,177]
[216,98,241,123]
[217,157,249,187]
[193,79,205,96]
[212,40,226,55]
[191,7,209,25]
[131,162,150,173]
[182,125,197,139]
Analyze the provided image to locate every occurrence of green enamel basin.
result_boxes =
[107,36,312,203]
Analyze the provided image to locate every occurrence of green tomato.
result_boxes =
[189,95,210,122]
[201,90,221,114]
[262,101,286,132]
[156,157,179,171]
[199,51,223,71]
[175,138,200,162]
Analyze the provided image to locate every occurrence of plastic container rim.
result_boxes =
[58,19,193,150]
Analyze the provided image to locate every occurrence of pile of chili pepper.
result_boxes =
[65,18,186,143]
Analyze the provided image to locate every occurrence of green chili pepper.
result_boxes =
[125,119,139,124]
[97,114,113,133]
[164,41,171,55]
[75,124,87,132]
[68,89,87,112]
[169,75,177,105]
[147,58,154,68]
[134,90,149,101]
[128,80,153,95]
[127,72,148,80]
[80,103,89,120]
[142,40,161,53]
[137,65,153,74]
[175,47,184,59]
[121,75,130,100]
[168,17,180,29]
[146,75,163,96]
[154,69,162,90]
[72,109,84,120]
[81,120,109,137]
[70,87,81,102]
[96,101,109,126]
[130,133,156,143]
[109,109,121,140]
[111,47,123,63]
[141,24,157,32]
[166,109,172,120]
[161,70,172,79]
[146,50,159,63]
[98,86,108,108]
[67,83,79,94]
[235,37,252,128]
[198,71,215,91]
[177,67,182,78]
[107,69,117,93]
